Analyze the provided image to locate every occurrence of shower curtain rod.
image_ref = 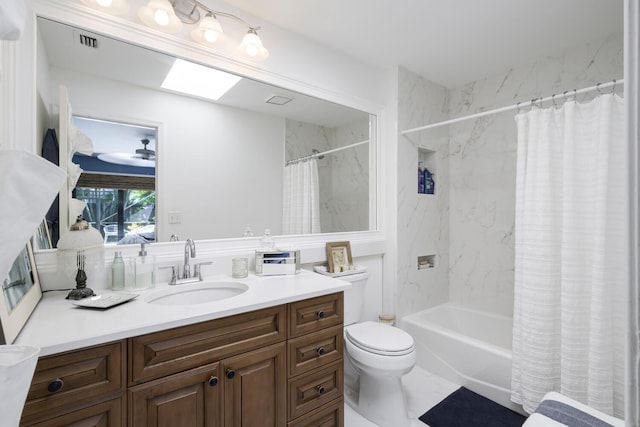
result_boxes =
[285,139,369,165]
[401,78,624,135]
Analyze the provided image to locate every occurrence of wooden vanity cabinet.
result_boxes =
[287,293,344,427]
[20,292,344,427]
[128,305,286,427]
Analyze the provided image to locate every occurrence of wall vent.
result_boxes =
[79,34,98,48]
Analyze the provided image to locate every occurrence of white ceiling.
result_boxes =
[221,0,624,88]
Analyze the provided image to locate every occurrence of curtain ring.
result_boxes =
[516,101,522,113]
[612,79,617,94]
[551,94,558,109]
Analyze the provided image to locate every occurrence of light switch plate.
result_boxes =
[168,211,182,224]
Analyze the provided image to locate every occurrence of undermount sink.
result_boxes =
[145,281,249,306]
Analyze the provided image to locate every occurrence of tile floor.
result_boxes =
[344,365,460,427]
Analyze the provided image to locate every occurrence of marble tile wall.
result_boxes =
[447,33,623,316]
[285,118,370,233]
[396,32,623,318]
[397,67,450,319]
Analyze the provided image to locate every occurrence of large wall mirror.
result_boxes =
[35,17,376,246]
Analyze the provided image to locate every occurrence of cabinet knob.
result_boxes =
[208,376,218,387]
[47,378,64,393]
[317,310,325,319]
[316,385,325,395]
[316,347,326,356]
[226,369,235,380]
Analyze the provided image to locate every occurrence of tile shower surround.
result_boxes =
[397,33,623,318]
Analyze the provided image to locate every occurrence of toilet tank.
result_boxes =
[339,271,369,325]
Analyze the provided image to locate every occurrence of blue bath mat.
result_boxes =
[419,387,526,427]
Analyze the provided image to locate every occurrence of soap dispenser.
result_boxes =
[134,243,154,289]
[111,251,125,290]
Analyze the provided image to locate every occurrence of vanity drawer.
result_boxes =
[288,292,343,338]
[288,361,343,420]
[288,325,343,377]
[288,398,344,427]
[24,396,125,427]
[129,305,286,384]
[21,341,125,426]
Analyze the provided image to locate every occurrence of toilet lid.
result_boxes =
[345,321,414,356]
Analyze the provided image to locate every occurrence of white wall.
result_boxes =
[46,67,285,240]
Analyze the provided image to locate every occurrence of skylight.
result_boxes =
[161,59,241,101]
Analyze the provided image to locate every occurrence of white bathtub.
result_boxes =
[400,303,525,414]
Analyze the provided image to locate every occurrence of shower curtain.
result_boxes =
[282,159,321,235]
[511,93,626,417]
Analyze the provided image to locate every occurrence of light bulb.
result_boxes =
[96,0,113,6]
[154,8,170,26]
[193,14,223,45]
[242,32,262,57]
[204,29,218,43]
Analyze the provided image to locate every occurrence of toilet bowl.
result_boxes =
[344,321,416,427]
[336,271,417,427]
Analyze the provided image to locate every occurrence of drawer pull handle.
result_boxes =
[208,376,218,387]
[317,310,325,319]
[316,385,325,395]
[47,378,64,393]
[317,347,326,356]
[226,369,235,380]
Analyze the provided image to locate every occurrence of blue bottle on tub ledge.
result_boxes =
[425,168,435,194]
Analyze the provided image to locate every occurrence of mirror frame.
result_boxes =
[27,0,385,252]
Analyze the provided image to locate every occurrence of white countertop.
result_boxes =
[15,270,350,356]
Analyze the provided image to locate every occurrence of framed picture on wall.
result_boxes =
[326,241,353,273]
[0,241,42,344]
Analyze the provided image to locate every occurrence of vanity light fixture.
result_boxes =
[79,0,130,15]
[138,0,269,60]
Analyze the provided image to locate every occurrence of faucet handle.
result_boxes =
[194,262,213,280]
[159,265,178,285]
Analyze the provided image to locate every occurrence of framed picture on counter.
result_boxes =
[326,241,353,273]
[0,241,42,344]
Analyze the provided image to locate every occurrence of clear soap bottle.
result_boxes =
[260,229,275,249]
[134,243,154,289]
[111,251,125,290]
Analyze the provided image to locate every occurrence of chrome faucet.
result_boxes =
[183,238,196,279]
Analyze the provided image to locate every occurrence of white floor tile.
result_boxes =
[344,365,459,426]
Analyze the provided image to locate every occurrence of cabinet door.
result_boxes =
[222,342,286,427]
[129,363,222,427]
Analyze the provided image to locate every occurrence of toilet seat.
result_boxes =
[345,321,415,356]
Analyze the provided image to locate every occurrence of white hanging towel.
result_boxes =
[0,0,27,40]
[0,151,66,280]
[282,159,321,235]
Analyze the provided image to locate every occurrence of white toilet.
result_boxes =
[340,271,416,427]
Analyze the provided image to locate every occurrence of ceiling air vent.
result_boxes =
[79,33,98,48]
